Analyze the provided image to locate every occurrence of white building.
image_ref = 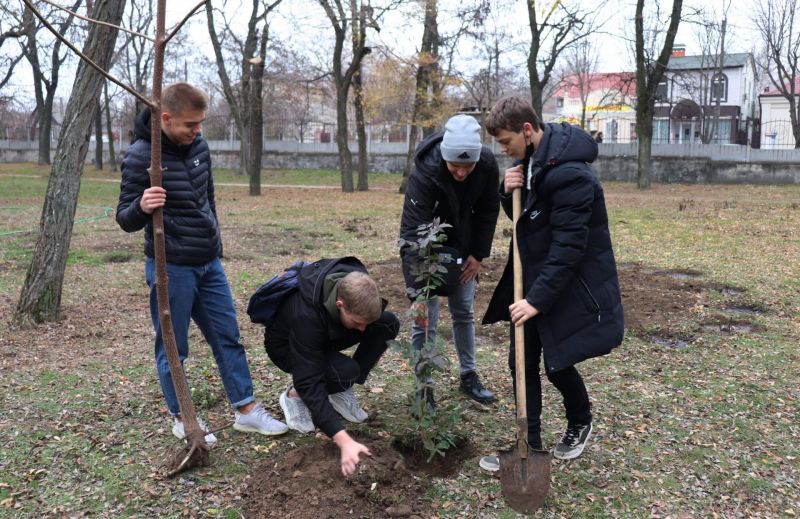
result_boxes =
[653,46,757,144]
[758,78,800,149]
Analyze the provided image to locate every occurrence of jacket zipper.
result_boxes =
[577,274,601,322]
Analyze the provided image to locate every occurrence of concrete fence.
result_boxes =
[2,139,799,184]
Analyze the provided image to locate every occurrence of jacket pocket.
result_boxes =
[577,274,601,322]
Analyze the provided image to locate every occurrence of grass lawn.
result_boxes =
[0,163,798,517]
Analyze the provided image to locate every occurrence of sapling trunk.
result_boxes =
[149,0,209,475]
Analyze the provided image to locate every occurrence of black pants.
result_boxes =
[509,320,592,448]
[266,310,398,394]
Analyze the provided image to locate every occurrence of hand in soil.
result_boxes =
[334,430,372,476]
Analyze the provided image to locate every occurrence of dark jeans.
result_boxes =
[509,320,592,448]
[266,311,398,394]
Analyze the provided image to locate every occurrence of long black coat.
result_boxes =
[483,122,624,373]
[399,130,500,295]
[116,109,221,265]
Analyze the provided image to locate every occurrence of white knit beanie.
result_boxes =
[440,115,482,163]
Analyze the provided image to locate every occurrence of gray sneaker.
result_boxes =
[172,417,217,445]
[233,402,289,436]
[479,455,499,472]
[328,387,368,423]
[278,387,315,433]
[553,422,592,460]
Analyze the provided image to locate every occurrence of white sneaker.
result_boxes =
[172,417,217,445]
[329,387,368,423]
[233,402,289,436]
[279,386,315,433]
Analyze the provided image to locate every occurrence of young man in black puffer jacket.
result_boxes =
[480,96,624,469]
[261,257,399,476]
[399,114,500,408]
[117,82,288,444]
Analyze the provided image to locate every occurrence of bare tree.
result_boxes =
[318,0,379,192]
[21,0,81,165]
[755,0,800,148]
[634,0,683,189]
[0,3,28,91]
[526,0,608,118]
[206,0,283,196]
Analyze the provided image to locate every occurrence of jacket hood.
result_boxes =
[533,122,598,168]
[133,108,192,156]
[413,130,446,178]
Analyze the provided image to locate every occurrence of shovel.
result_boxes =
[499,188,551,513]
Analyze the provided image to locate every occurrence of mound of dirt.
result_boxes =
[242,437,429,519]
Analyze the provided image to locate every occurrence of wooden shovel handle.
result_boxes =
[511,188,528,457]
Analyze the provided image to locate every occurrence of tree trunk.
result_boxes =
[37,93,54,165]
[336,88,354,192]
[94,101,103,169]
[104,82,117,171]
[400,0,438,194]
[354,67,368,191]
[13,0,127,328]
[636,114,653,189]
[246,81,263,196]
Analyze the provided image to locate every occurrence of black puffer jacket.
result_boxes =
[399,130,500,295]
[265,257,379,438]
[116,109,221,265]
[483,122,624,373]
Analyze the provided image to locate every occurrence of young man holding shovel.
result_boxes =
[480,96,624,469]
[117,82,288,444]
[258,257,399,476]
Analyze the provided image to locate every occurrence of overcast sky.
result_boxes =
[3,0,763,108]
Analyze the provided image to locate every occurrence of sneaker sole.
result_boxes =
[279,392,315,433]
[460,388,497,405]
[232,422,288,436]
[171,424,218,445]
[553,425,592,460]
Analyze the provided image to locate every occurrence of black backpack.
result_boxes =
[247,260,309,326]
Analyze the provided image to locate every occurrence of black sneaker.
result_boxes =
[459,371,497,404]
[553,422,592,460]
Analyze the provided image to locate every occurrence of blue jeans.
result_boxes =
[146,257,255,416]
[411,278,477,377]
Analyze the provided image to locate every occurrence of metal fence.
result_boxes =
[3,138,800,163]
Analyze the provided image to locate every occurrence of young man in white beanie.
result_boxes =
[399,114,501,408]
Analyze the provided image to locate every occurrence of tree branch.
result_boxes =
[35,0,155,41]
[20,0,154,109]
[165,0,207,45]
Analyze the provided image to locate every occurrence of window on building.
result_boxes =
[656,79,669,100]
[711,73,728,102]
[556,97,564,108]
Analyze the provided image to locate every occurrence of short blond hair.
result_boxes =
[337,272,382,322]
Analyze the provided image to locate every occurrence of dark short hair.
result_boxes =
[485,96,542,135]
[162,82,208,114]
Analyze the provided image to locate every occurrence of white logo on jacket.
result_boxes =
[530,210,541,220]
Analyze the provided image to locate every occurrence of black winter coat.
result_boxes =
[265,257,377,438]
[399,130,500,295]
[116,109,221,265]
[483,122,624,373]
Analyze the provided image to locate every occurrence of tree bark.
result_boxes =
[353,66,368,191]
[400,0,438,194]
[94,100,103,169]
[104,82,117,171]
[13,0,126,327]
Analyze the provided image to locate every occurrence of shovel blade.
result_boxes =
[499,447,551,514]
